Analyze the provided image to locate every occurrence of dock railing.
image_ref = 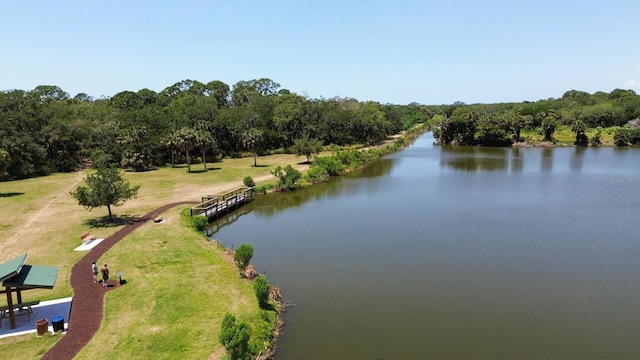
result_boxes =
[190,187,253,219]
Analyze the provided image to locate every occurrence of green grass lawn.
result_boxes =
[0,153,308,359]
[74,208,261,359]
[0,127,450,358]
[521,125,616,146]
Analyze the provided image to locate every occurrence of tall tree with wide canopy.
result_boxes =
[70,167,140,221]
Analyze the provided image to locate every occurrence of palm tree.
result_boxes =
[542,111,560,142]
[118,126,150,170]
[571,120,588,146]
[176,128,196,172]
[241,128,263,167]
[160,130,179,167]
[194,130,215,171]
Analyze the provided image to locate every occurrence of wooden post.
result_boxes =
[5,287,15,329]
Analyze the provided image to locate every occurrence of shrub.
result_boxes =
[590,127,602,146]
[631,128,640,145]
[253,275,271,308]
[252,183,274,194]
[219,313,252,360]
[312,156,344,176]
[249,310,277,354]
[614,127,632,146]
[306,166,329,183]
[271,164,302,190]
[243,176,256,188]
[234,244,254,276]
[191,215,209,232]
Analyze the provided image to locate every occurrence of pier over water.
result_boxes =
[190,187,253,220]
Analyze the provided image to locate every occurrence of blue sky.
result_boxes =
[1,0,639,105]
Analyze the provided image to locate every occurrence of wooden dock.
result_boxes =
[190,187,254,220]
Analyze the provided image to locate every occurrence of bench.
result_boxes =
[0,301,40,327]
[81,232,95,244]
[151,213,164,223]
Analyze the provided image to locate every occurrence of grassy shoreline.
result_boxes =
[0,153,311,359]
[0,125,427,359]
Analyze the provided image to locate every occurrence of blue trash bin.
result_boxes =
[52,316,64,332]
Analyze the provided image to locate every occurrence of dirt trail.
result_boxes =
[5,171,85,247]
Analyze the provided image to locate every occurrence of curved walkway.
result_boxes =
[42,201,196,360]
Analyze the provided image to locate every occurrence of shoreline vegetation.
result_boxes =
[1,81,638,358]
[2,83,639,184]
[198,124,429,359]
[0,125,425,360]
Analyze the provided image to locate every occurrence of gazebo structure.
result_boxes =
[0,254,58,329]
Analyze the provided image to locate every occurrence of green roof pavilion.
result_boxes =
[1,253,59,329]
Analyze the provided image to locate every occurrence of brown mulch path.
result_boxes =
[41,201,196,360]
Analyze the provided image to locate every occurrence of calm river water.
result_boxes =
[210,132,640,360]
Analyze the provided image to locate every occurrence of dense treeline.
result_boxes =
[432,89,640,147]
[0,79,432,180]
[1,80,639,181]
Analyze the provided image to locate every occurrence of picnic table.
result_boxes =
[0,300,40,326]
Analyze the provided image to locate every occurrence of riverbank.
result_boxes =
[204,124,429,358]
[0,154,311,359]
[0,126,428,359]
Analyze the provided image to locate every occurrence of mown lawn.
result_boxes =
[0,153,308,359]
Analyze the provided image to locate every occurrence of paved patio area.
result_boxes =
[0,297,72,339]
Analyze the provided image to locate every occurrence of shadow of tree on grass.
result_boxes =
[85,215,143,228]
[0,192,25,198]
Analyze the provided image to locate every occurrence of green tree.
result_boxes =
[243,176,256,188]
[0,148,10,177]
[590,127,603,146]
[613,127,632,146]
[571,120,589,146]
[118,126,151,171]
[253,275,271,308]
[273,93,306,147]
[271,164,302,190]
[160,130,180,168]
[219,313,252,360]
[194,129,215,171]
[0,148,9,192]
[176,127,196,172]
[241,128,264,167]
[508,112,531,142]
[541,116,557,142]
[234,244,254,276]
[70,167,140,221]
[291,136,323,163]
[476,115,512,146]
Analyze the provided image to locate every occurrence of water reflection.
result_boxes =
[539,147,554,172]
[205,207,251,237]
[207,158,396,236]
[511,147,523,172]
[439,145,509,171]
[212,133,640,359]
[570,146,586,172]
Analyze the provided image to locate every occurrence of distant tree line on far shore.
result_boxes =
[1,79,639,181]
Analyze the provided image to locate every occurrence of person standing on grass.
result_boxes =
[101,263,109,287]
[92,261,98,283]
